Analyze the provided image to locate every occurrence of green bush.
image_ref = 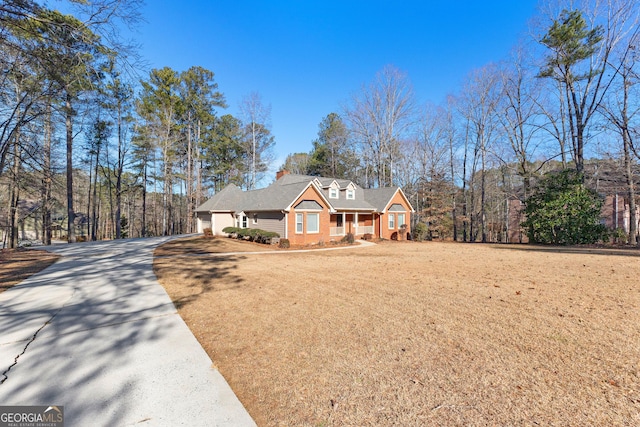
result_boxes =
[412,222,429,241]
[222,227,279,244]
[522,170,608,245]
[222,226,240,235]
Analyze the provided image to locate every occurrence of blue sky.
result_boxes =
[135,1,540,169]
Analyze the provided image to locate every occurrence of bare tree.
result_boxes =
[458,64,502,242]
[600,17,640,245]
[497,46,550,198]
[239,91,274,189]
[345,65,416,188]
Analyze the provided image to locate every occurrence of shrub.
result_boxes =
[222,227,279,244]
[341,232,355,244]
[222,226,240,236]
[610,227,627,245]
[278,238,290,249]
[203,227,213,237]
[412,222,429,241]
[522,170,608,245]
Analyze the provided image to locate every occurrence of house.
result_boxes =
[195,171,415,245]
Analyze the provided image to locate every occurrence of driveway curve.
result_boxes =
[0,236,255,426]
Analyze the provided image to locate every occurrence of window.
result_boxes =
[388,213,395,229]
[398,213,405,227]
[253,213,258,224]
[329,188,338,199]
[242,215,248,228]
[307,213,319,233]
[346,189,355,200]
[296,213,303,233]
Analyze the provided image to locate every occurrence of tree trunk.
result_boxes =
[480,138,487,243]
[91,146,99,241]
[42,102,52,246]
[141,162,147,237]
[9,139,21,249]
[624,130,637,245]
[186,117,193,233]
[66,93,76,243]
[115,102,123,239]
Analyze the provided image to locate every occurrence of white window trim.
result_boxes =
[295,213,304,234]
[242,215,248,228]
[398,213,406,227]
[252,213,258,225]
[306,213,320,234]
[329,188,338,199]
[346,189,355,200]
[388,213,395,229]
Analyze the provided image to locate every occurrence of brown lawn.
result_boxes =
[0,248,59,293]
[154,237,640,426]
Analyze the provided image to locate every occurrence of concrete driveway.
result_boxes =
[0,236,256,426]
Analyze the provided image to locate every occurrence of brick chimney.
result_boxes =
[276,170,290,180]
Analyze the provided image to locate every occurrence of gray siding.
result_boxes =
[246,211,286,237]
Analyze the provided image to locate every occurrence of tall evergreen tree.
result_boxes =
[538,9,605,175]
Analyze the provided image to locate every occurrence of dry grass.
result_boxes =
[154,238,640,426]
[0,248,59,293]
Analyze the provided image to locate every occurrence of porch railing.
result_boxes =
[358,226,374,235]
[330,226,344,236]
[330,225,374,236]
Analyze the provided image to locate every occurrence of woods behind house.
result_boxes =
[2,0,639,247]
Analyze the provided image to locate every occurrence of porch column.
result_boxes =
[342,212,346,236]
[355,212,359,235]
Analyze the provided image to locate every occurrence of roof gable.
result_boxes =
[294,200,324,210]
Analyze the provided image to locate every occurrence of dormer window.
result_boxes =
[346,189,355,200]
[329,188,338,199]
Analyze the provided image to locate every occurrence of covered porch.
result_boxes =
[329,212,375,237]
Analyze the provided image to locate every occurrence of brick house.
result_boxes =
[195,171,414,245]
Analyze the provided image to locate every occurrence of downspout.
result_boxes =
[283,211,288,239]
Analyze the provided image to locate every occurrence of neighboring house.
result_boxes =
[195,171,415,245]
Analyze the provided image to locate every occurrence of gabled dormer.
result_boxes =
[344,182,357,200]
[328,181,340,199]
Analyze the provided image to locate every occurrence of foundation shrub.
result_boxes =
[341,232,355,244]
[278,238,290,249]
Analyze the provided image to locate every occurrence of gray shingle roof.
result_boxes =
[362,187,400,211]
[239,181,312,211]
[195,184,244,212]
[325,187,375,210]
[196,174,411,214]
